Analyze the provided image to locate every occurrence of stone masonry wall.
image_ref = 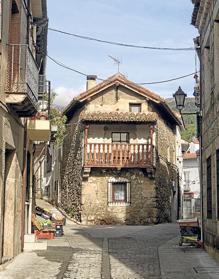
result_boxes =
[61,121,84,222]
[81,168,157,225]
[155,118,179,222]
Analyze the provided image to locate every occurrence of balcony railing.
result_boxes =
[6,44,39,105]
[84,143,154,168]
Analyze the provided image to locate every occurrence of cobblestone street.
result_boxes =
[0,222,219,279]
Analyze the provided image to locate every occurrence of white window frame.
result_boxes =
[108,177,130,206]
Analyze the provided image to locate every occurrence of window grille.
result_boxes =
[108,178,130,206]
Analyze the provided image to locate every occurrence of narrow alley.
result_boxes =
[1,0,219,278]
[0,223,219,279]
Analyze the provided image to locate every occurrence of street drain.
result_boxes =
[193,267,219,274]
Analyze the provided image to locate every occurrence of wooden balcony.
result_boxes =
[84,143,154,168]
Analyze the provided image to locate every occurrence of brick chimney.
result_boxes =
[86,75,97,91]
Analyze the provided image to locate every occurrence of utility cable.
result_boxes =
[47,54,197,85]
[49,28,194,51]
[47,55,89,78]
[138,72,197,85]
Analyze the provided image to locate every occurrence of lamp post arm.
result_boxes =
[179,109,186,128]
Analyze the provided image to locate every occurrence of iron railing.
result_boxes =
[6,44,39,104]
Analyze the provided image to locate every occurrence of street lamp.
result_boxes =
[173,86,200,130]
[173,86,187,112]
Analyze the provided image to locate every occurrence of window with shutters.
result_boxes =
[108,178,130,206]
[207,156,212,219]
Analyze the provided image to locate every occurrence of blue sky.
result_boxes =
[47,0,198,106]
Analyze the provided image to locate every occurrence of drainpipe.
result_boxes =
[199,76,204,245]
[195,41,203,245]
[28,141,33,234]
[21,119,28,249]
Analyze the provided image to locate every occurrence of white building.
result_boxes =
[182,140,200,219]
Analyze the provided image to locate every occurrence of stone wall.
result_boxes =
[193,0,219,260]
[81,168,157,225]
[155,118,179,222]
[155,158,178,223]
[1,111,24,261]
[61,120,84,221]
[0,0,25,263]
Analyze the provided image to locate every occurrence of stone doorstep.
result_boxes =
[23,241,47,251]
[23,234,48,251]
[24,234,36,243]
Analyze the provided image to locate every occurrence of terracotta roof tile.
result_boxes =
[64,73,181,126]
[80,111,157,123]
[192,138,199,144]
[75,73,163,103]
[183,152,197,160]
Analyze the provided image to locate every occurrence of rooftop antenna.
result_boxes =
[108,55,121,72]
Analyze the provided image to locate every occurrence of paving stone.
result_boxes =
[0,223,219,279]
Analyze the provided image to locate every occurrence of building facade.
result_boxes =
[182,140,200,219]
[61,74,182,225]
[192,0,219,260]
[35,142,62,206]
[0,0,49,264]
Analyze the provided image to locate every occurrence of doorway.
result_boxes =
[2,148,15,260]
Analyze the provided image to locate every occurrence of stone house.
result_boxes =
[61,74,182,225]
[0,0,50,264]
[191,0,219,261]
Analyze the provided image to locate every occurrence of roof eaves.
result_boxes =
[76,74,164,104]
[63,98,79,116]
[191,0,201,26]
[158,100,182,127]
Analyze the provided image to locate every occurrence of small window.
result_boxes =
[112,132,129,143]
[112,183,127,202]
[129,103,141,113]
[108,179,130,205]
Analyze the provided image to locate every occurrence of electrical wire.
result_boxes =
[138,72,197,85]
[47,55,90,78]
[48,28,195,51]
[47,54,197,85]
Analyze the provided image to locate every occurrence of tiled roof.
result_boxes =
[80,111,157,123]
[192,138,199,144]
[64,73,181,126]
[183,152,197,160]
[75,73,164,103]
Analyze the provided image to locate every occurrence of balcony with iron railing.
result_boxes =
[5,44,39,116]
[84,143,154,168]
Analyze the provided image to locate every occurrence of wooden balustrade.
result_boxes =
[84,143,154,168]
